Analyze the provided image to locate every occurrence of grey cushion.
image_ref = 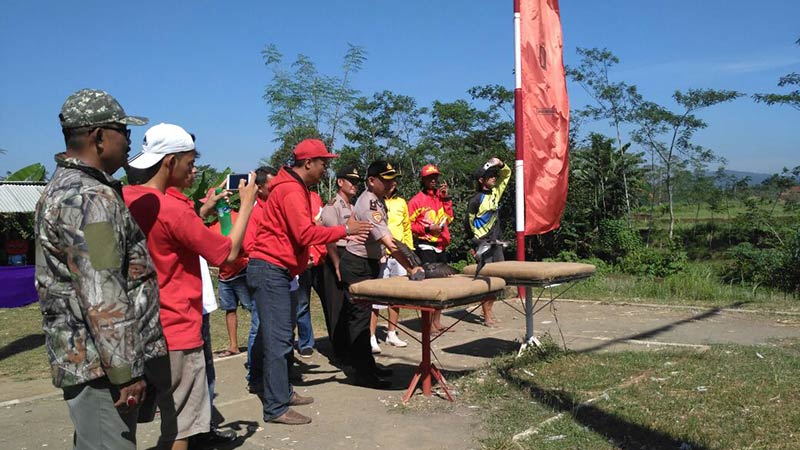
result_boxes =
[349,274,505,304]
[462,261,595,285]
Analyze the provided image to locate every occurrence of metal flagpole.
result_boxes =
[513,0,536,346]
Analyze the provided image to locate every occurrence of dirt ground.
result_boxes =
[1,298,798,450]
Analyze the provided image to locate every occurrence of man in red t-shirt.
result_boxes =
[247,139,371,426]
[243,166,278,389]
[123,123,257,450]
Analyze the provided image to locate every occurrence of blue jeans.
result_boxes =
[247,259,297,421]
[245,302,260,384]
[219,274,252,311]
[292,269,315,351]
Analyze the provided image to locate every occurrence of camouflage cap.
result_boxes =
[59,89,148,129]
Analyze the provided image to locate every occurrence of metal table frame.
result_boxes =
[505,273,594,349]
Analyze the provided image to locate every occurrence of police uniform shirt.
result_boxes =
[346,190,391,259]
[320,193,352,247]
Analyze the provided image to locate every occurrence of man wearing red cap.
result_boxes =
[247,139,371,425]
[408,163,454,332]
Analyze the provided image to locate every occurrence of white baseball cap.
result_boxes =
[128,123,195,169]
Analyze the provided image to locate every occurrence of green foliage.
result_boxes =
[631,88,743,238]
[0,213,35,240]
[753,38,800,111]
[720,227,800,297]
[619,243,688,278]
[5,163,46,181]
[594,219,641,262]
[261,43,365,156]
[720,243,785,290]
[543,250,609,274]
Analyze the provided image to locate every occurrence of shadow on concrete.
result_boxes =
[143,419,259,450]
[441,337,518,359]
[499,366,710,449]
[0,333,45,362]
[442,308,484,325]
[575,301,750,354]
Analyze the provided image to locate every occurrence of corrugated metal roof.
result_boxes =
[0,182,47,213]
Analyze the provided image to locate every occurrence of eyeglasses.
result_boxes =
[96,125,131,142]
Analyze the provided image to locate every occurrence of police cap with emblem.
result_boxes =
[367,160,401,180]
[336,165,363,183]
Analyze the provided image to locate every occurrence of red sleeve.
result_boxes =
[283,191,346,247]
[172,207,232,267]
[244,208,260,255]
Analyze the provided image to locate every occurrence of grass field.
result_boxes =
[551,261,800,312]
[457,336,800,450]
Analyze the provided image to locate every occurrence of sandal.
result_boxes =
[216,349,240,358]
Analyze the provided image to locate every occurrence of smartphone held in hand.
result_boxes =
[226,173,250,191]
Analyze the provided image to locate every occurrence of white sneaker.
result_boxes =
[385,332,408,348]
[370,335,382,354]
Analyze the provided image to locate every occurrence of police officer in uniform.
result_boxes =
[338,161,423,388]
[319,166,362,362]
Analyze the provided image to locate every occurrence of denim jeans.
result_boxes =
[247,259,297,421]
[218,274,252,311]
[292,269,315,351]
[245,303,259,383]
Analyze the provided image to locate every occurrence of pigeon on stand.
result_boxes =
[472,240,509,279]
[393,239,458,281]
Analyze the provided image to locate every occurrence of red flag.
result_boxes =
[519,0,569,235]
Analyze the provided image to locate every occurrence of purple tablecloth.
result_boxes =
[0,266,38,308]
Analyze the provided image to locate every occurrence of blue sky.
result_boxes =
[1,0,797,176]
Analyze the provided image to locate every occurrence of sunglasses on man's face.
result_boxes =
[96,125,131,141]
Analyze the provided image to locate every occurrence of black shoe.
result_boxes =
[374,365,393,378]
[247,384,262,395]
[190,427,237,447]
[297,347,314,358]
[353,373,391,389]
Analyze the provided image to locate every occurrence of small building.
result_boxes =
[0,181,45,308]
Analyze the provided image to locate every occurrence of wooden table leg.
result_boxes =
[402,308,454,402]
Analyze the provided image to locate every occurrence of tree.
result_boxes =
[5,163,47,181]
[420,86,515,260]
[261,43,366,153]
[567,48,642,220]
[631,89,742,238]
[753,38,800,111]
[338,90,427,189]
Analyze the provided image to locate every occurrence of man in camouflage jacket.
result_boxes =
[35,89,166,450]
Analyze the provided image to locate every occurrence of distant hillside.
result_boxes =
[722,170,772,185]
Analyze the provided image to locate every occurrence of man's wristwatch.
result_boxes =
[344,223,350,235]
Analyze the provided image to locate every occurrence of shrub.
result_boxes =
[619,244,688,278]
[594,219,641,263]
[544,251,610,274]
[720,243,784,289]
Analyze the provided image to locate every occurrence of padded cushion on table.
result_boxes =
[349,274,505,303]
[461,261,595,283]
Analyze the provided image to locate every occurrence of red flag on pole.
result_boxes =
[517,0,569,236]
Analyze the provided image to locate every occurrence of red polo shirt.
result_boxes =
[124,185,231,351]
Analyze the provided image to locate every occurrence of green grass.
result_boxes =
[0,289,336,382]
[458,336,800,450]
[562,262,800,312]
